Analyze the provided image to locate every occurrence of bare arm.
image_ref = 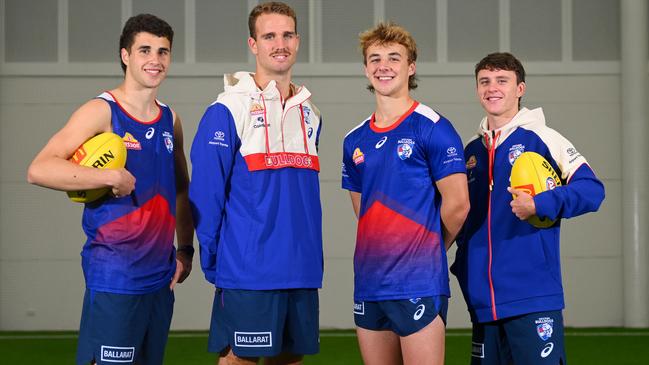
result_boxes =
[349,191,361,219]
[436,173,470,250]
[170,112,195,289]
[26,99,135,196]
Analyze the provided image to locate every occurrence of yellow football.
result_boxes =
[67,132,127,203]
[510,151,562,228]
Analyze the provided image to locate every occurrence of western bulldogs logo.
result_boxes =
[546,177,557,190]
[508,144,525,165]
[302,105,312,124]
[397,143,413,160]
[535,317,554,341]
[162,131,173,153]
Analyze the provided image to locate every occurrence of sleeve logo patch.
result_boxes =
[209,130,229,147]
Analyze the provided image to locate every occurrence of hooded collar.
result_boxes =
[478,107,547,148]
[222,71,311,107]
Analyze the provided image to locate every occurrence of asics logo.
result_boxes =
[145,127,155,139]
[375,136,387,149]
[541,342,554,358]
[413,304,425,320]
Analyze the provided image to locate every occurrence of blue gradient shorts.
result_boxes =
[354,296,448,336]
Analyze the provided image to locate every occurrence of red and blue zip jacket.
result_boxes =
[451,107,605,323]
[189,72,323,290]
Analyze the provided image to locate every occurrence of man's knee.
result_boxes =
[218,346,259,365]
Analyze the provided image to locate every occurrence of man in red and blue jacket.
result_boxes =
[452,52,605,365]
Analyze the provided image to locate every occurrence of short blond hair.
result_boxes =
[359,22,418,90]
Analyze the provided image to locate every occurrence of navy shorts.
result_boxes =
[354,296,448,337]
[471,310,566,365]
[209,288,319,358]
[76,285,174,365]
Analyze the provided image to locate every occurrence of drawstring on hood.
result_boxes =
[221,72,312,158]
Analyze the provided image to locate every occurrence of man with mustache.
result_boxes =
[189,2,323,364]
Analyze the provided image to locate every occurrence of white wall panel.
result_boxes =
[0,0,631,331]
[563,257,624,326]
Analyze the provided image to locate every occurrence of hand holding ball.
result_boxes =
[67,133,127,203]
[510,152,562,228]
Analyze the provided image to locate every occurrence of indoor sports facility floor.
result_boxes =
[1,328,648,364]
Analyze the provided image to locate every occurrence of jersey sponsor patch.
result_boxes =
[353,148,365,165]
[353,301,365,315]
[101,345,135,363]
[253,116,267,129]
[471,342,485,358]
[234,331,273,347]
[466,155,477,169]
[566,147,583,164]
[123,132,142,150]
[250,102,265,116]
[535,317,554,341]
[209,130,229,148]
[508,144,525,165]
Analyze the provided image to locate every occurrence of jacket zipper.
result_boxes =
[486,130,500,321]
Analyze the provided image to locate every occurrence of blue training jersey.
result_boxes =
[342,102,466,301]
[80,91,177,294]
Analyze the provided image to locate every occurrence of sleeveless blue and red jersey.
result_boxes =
[342,102,466,301]
[80,91,177,294]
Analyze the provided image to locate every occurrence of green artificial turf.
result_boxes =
[1,328,648,364]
